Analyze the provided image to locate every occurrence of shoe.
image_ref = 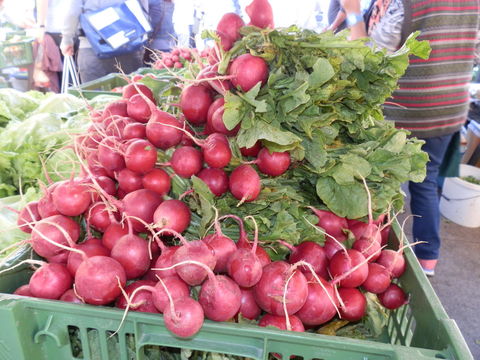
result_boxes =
[418,259,437,277]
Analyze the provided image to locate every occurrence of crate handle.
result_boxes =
[33,314,68,347]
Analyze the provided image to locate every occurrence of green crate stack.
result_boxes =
[0,223,473,360]
[0,39,34,69]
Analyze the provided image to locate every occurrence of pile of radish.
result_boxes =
[153,47,198,70]
[4,0,414,341]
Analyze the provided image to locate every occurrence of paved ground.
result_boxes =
[400,189,480,359]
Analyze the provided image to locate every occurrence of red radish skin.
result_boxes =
[75,256,127,305]
[229,165,261,203]
[115,280,159,313]
[37,191,60,218]
[352,238,381,263]
[146,110,184,150]
[142,168,171,196]
[90,176,117,200]
[217,13,244,43]
[329,249,369,288]
[163,297,204,338]
[202,133,232,168]
[123,122,146,140]
[17,201,41,233]
[116,168,143,193]
[46,251,69,264]
[103,100,128,118]
[376,249,406,278]
[111,234,151,279]
[153,199,191,234]
[228,54,269,92]
[282,241,328,279]
[172,244,217,286]
[296,272,338,326]
[52,180,92,217]
[246,0,274,28]
[104,116,132,138]
[31,215,80,258]
[362,263,391,294]
[86,203,112,232]
[170,146,203,178]
[324,238,344,260]
[153,245,180,279]
[151,276,190,312]
[29,263,73,300]
[122,82,155,103]
[240,141,262,157]
[258,314,305,332]
[202,216,237,273]
[338,287,367,322]
[207,97,224,126]
[378,284,408,310]
[256,148,291,177]
[102,222,129,250]
[98,137,125,171]
[238,287,261,320]
[60,289,83,303]
[127,94,152,123]
[210,106,240,136]
[67,238,109,276]
[309,207,348,242]
[122,189,163,232]
[253,261,308,316]
[180,85,213,125]
[198,168,229,196]
[14,284,32,297]
[124,139,157,174]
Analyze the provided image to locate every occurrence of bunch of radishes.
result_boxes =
[153,48,198,70]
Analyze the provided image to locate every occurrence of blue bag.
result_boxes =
[80,0,152,59]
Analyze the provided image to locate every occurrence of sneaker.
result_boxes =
[418,259,437,277]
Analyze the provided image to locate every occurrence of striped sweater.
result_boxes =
[383,0,480,138]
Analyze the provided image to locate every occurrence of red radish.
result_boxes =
[238,287,261,320]
[67,237,109,276]
[146,110,184,150]
[296,272,338,326]
[17,201,40,233]
[376,249,406,279]
[378,284,408,310]
[352,237,381,263]
[196,261,242,321]
[37,187,60,218]
[75,255,127,305]
[150,276,190,312]
[329,249,369,288]
[197,64,232,95]
[253,261,308,316]
[246,0,274,28]
[227,216,263,287]
[229,165,261,203]
[122,189,163,232]
[60,289,83,303]
[255,148,291,177]
[52,180,92,217]
[202,210,237,273]
[153,244,180,280]
[338,287,367,322]
[116,168,143,193]
[14,284,32,296]
[111,233,151,279]
[29,263,72,300]
[104,116,132,138]
[309,207,348,241]
[115,280,159,313]
[98,137,125,171]
[258,314,305,332]
[381,225,391,246]
[46,251,69,264]
[240,141,262,157]
[142,168,171,196]
[180,85,214,125]
[90,176,116,201]
[153,199,191,234]
[324,238,344,260]
[202,133,232,168]
[31,215,80,258]
[102,221,129,250]
[362,263,391,294]
[228,54,269,92]
[124,139,157,174]
[217,31,234,51]
[123,122,146,140]
[210,106,240,136]
[207,97,224,126]
[198,168,229,196]
[103,100,128,119]
[280,240,328,279]
[174,62,182,69]
[217,13,244,43]
[170,146,203,178]
[127,94,152,123]
[159,230,216,286]
[163,296,204,338]
[122,82,155,103]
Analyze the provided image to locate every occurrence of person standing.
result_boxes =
[326,0,347,33]
[341,0,480,276]
[145,0,175,63]
[60,0,148,83]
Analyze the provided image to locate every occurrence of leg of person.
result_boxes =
[408,133,454,276]
[461,122,480,164]
[77,47,110,83]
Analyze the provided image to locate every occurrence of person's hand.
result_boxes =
[340,0,361,15]
[61,43,74,56]
[36,27,45,44]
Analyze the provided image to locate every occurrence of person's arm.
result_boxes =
[326,9,346,32]
[341,0,367,40]
[60,0,82,56]
[36,0,48,43]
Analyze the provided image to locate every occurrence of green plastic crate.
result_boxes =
[0,39,34,69]
[67,73,128,100]
[0,226,473,360]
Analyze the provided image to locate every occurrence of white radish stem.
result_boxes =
[304,216,347,252]
[152,259,217,284]
[283,271,295,331]
[31,220,86,258]
[153,228,190,247]
[359,176,373,225]
[0,259,45,275]
[157,276,181,323]
[244,216,259,254]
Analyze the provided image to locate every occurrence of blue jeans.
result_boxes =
[409,133,454,260]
